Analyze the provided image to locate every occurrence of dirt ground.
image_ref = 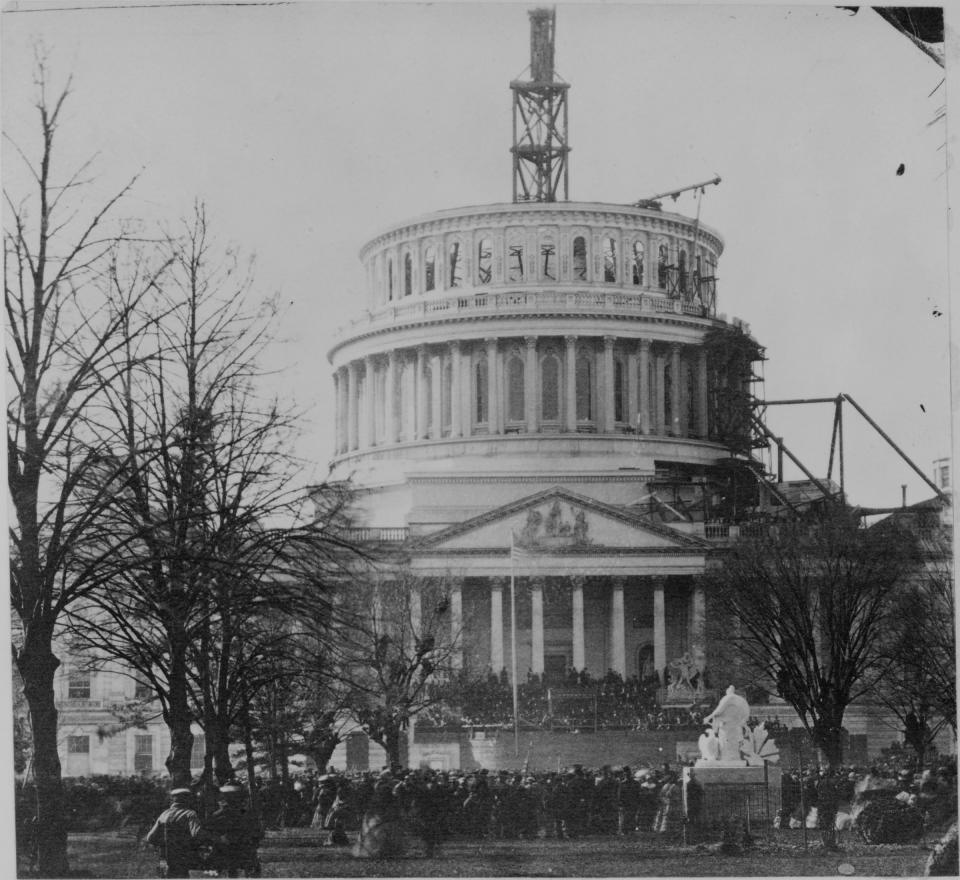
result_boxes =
[34,827,934,878]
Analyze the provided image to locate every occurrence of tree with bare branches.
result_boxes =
[5,62,166,876]
[704,507,919,769]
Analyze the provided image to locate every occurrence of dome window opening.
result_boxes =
[475,356,489,425]
[507,353,525,425]
[540,239,557,281]
[424,245,437,292]
[614,359,626,423]
[657,243,669,290]
[678,248,688,296]
[387,258,394,301]
[477,238,493,285]
[404,253,413,297]
[575,349,594,425]
[541,351,561,422]
[603,237,617,283]
[448,241,463,288]
[631,241,645,286]
[573,236,587,281]
[508,243,525,283]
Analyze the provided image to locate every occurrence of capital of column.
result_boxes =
[603,335,616,350]
[525,335,538,350]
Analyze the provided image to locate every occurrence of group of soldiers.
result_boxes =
[144,784,261,878]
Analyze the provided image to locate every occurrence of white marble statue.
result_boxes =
[703,685,751,762]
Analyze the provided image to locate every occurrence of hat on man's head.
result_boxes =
[170,788,193,802]
[219,784,244,798]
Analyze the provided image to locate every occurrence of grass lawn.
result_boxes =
[27,827,933,878]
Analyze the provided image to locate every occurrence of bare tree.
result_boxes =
[5,61,164,876]
[705,507,919,769]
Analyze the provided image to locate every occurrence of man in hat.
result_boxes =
[144,788,209,878]
[203,783,263,877]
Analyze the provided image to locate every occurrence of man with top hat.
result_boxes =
[144,787,210,878]
[203,782,263,877]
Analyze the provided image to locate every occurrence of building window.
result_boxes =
[424,246,436,292]
[614,359,625,423]
[938,464,950,489]
[68,670,91,700]
[573,236,587,281]
[541,353,560,421]
[632,241,644,286]
[541,240,556,281]
[576,350,593,421]
[404,253,412,297]
[678,248,688,295]
[475,357,489,423]
[134,734,153,773]
[508,244,524,283]
[664,359,673,428]
[603,237,617,283]
[448,241,462,288]
[387,258,394,301]
[658,244,668,289]
[507,354,525,423]
[67,735,89,754]
[134,679,153,701]
[477,238,492,285]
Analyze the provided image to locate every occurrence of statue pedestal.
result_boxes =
[683,763,781,828]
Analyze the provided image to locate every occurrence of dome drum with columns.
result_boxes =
[325,200,764,700]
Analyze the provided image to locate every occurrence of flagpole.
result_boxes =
[510,533,519,758]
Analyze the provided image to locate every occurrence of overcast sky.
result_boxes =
[2,1,953,509]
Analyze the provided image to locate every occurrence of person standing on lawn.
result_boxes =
[203,783,263,877]
[144,788,209,879]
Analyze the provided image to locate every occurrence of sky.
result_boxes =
[2,0,954,509]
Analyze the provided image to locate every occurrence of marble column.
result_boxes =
[697,347,709,439]
[485,337,499,434]
[524,335,538,433]
[603,335,616,432]
[565,335,577,432]
[386,351,399,444]
[491,579,505,671]
[416,346,428,440]
[450,579,463,670]
[449,341,462,439]
[531,577,545,676]
[670,344,682,437]
[653,577,666,683]
[364,355,376,447]
[346,361,359,451]
[572,576,585,671]
[638,340,651,435]
[610,578,626,677]
[430,350,443,439]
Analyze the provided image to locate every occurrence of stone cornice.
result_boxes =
[406,473,655,485]
[410,546,707,558]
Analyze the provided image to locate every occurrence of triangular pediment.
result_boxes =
[412,487,709,554]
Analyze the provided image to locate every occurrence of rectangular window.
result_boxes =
[508,245,524,282]
[67,671,91,700]
[134,734,153,773]
[541,243,556,281]
[940,465,950,489]
[67,735,89,754]
[134,679,153,701]
[603,237,617,283]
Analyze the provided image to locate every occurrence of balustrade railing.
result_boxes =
[343,527,409,544]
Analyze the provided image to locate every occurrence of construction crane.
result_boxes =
[632,175,721,209]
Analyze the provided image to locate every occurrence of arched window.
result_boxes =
[657,244,668,290]
[603,237,617,283]
[448,241,463,288]
[631,241,644,286]
[475,356,489,424]
[424,245,436,292]
[387,258,394,301]
[540,238,557,281]
[507,354,525,423]
[477,238,492,285]
[404,253,413,297]
[678,248,687,295]
[573,236,587,281]
[576,349,593,421]
[508,243,524,282]
[541,352,560,421]
[614,359,625,423]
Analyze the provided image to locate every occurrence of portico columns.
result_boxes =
[449,342,462,439]
[603,336,616,432]
[670,344,682,436]
[450,579,463,670]
[490,579,505,671]
[653,577,667,682]
[531,577,545,676]
[346,362,359,451]
[524,336,538,433]
[610,578,626,677]
[571,576,585,671]
[564,336,577,432]
[416,346,428,440]
[638,340,651,435]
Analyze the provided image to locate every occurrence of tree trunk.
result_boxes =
[813,720,845,771]
[241,701,260,816]
[212,723,233,784]
[309,736,341,776]
[17,640,70,878]
[164,631,195,786]
[383,725,403,774]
